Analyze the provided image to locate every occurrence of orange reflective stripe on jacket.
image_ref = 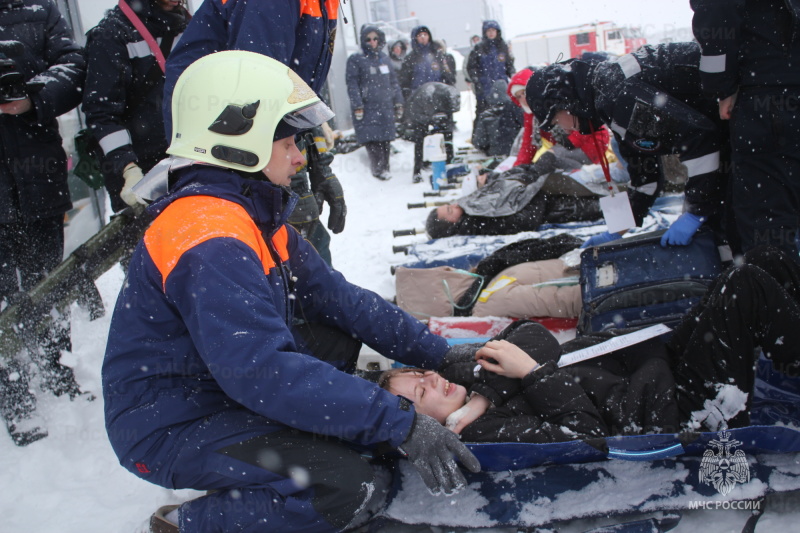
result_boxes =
[144,196,289,291]
[300,0,338,18]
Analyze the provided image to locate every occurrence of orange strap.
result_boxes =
[300,0,338,18]
[145,196,289,291]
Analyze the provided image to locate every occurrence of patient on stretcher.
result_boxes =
[380,247,800,443]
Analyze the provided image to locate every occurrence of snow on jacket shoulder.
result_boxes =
[103,166,448,485]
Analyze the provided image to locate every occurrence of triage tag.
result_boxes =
[599,190,636,234]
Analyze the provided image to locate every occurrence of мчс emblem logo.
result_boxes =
[699,431,751,495]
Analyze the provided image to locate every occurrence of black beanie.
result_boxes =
[425,208,458,239]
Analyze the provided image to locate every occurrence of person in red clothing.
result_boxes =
[507,68,610,167]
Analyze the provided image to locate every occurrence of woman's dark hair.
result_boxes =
[425,208,458,239]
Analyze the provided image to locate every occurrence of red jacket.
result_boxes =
[507,68,610,166]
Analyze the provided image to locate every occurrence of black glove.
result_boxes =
[314,175,347,234]
[398,413,481,494]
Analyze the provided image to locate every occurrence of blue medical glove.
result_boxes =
[661,213,706,247]
[581,231,622,248]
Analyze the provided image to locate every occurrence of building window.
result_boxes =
[370,0,393,22]
[607,30,622,41]
[575,32,590,45]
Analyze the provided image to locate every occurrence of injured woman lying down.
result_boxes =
[379,247,800,443]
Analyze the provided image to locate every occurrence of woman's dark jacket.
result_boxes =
[440,324,679,444]
[345,25,403,144]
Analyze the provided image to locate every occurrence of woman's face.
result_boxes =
[552,110,578,133]
[388,371,468,424]
[365,32,380,49]
[262,136,305,187]
[513,88,531,114]
[436,203,464,223]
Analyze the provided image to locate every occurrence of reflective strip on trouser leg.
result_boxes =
[683,151,720,177]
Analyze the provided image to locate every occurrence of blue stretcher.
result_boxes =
[374,358,800,531]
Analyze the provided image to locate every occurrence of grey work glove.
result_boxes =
[398,413,481,494]
[314,175,347,234]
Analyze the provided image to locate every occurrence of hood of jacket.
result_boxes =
[410,25,441,54]
[360,24,386,54]
[147,165,297,236]
[525,59,602,133]
[508,67,534,111]
[482,19,502,40]
[389,39,407,60]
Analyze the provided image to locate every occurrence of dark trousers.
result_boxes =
[0,216,64,299]
[669,247,800,430]
[0,217,78,437]
[364,141,391,177]
[169,324,388,532]
[730,91,800,259]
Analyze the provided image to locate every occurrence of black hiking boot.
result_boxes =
[149,505,180,533]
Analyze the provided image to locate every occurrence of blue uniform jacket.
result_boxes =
[162,0,338,137]
[103,165,448,488]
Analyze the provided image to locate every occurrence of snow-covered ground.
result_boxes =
[2,98,799,532]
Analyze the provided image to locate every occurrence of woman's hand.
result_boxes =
[475,340,538,379]
[445,393,491,434]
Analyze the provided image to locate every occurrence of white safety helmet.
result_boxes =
[167,50,334,172]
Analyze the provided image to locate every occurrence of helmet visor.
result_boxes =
[282,100,335,131]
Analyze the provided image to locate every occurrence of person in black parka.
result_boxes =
[399,81,460,182]
[398,25,456,100]
[465,20,515,136]
[381,246,800,441]
[83,0,190,212]
[692,0,800,260]
[526,42,732,249]
[346,24,403,180]
[471,78,524,156]
[0,0,86,446]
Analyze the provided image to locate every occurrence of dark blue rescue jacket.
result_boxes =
[691,0,800,97]
[0,0,85,223]
[83,1,189,211]
[162,0,338,137]
[102,166,448,488]
[398,26,455,98]
[465,20,514,103]
[346,25,403,144]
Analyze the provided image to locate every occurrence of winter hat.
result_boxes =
[507,68,535,112]
[482,20,502,37]
[425,208,458,239]
[525,60,600,133]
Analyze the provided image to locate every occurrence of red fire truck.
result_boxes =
[510,22,647,66]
